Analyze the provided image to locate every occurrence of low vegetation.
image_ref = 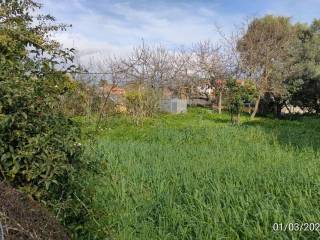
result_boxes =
[74,108,320,239]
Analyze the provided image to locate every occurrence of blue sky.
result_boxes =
[39,0,320,60]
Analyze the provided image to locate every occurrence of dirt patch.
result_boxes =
[0,182,69,240]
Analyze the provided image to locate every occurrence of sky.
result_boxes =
[39,0,320,62]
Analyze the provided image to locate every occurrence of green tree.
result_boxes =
[290,19,320,113]
[226,79,257,125]
[0,0,81,199]
[237,15,296,119]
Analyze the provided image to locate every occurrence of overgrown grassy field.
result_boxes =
[78,108,320,239]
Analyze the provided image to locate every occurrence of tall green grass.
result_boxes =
[78,108,320,239]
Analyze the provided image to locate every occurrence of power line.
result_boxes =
[70,72,112,75]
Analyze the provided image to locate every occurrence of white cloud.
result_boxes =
[40,0,319,65]
[53,32,133,64]
[41,0,235,63]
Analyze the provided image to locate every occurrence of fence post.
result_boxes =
[0,222,4,240]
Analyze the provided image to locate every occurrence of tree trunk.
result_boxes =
[95,84,116,132]
[230,111,234,124]
[284,102,292,115]
[236,112,240,125]
[218,92,222,114]
[274,102,282,119]
[250,95,261,120]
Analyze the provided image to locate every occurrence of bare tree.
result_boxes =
[192,40,226,112]
[113,42,193,97]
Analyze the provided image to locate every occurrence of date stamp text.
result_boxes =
[273,222,320,232]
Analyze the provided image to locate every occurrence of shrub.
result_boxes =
[0,0,82,200]
[0,110,81,199]
[226,79,257,124]
[58,78,109,117]
[125,86,161,124]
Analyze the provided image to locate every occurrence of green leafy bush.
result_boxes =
[0,111,81,198]
[226,79,257,124]
[0,0,82,200]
